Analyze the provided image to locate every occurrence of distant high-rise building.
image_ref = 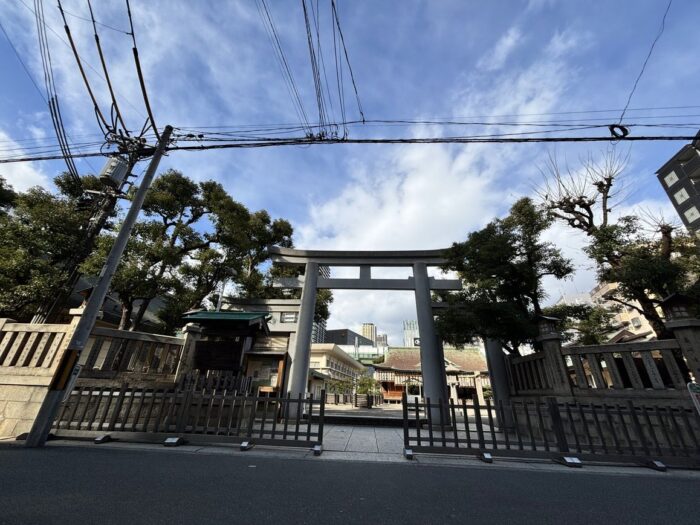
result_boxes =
[376,333,388,346]
[311,265,331,343]
[403,320,420,347]
[361,323,377,345]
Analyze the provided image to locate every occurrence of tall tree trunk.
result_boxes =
[118,302,133,330]
[633,292,672,339]
[130,298,152,331]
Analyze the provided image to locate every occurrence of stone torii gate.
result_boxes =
[268,247,463,410]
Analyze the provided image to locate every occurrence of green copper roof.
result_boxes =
[182,311,270,323]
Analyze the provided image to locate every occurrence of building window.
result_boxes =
[280,312,298,323]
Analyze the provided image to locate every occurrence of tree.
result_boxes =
[235,210,294,298]
[539,150,699,339]
[81,170,255,331]
[436,198,574,355]
[0,175,100,320]
[0,176,15,214]
[542,303,619,345]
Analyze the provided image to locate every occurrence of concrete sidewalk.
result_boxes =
[323,424,404,453]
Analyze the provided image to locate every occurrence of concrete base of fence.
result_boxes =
[0,384,50,439]
[51,429,319,450]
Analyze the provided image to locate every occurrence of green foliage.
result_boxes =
[541,151,698,338]
[325,378,353,394]
[436,198,574,355]
[0,176,16,214]
[355,375,381,395]
[585,218,699,337]
[542,303,619,345]
[0,176,95,319]
[80,169,297,333]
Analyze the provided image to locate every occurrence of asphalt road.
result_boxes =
[0,444,698,525]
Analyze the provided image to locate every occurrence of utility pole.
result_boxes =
[31,155,137,324]
[25,125,173,447]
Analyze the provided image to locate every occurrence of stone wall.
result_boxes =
[0,385,50,438]
[0,317,76,438]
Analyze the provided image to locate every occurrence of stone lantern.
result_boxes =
[660,294,700,383]
[660,293,693,322]
[534,315,571,395]
[536,315,561,339]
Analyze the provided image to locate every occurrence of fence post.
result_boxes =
[317,389,325,445]
[536,317,572,396]
[174,323,202,384]
[107,383,128,431]
[546,397,569,453]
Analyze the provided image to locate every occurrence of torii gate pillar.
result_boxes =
[287,262,318,398]
[413,262,450,408]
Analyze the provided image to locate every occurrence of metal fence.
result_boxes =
[52,385,325,449]
[402,394,700,467]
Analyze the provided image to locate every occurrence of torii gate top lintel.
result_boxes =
[268,246,450,267]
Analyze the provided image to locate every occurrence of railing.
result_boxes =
[509,352,552,393]
[53,385,325,449]
[507,339,693,405]
[77,327,185,386]
[562,340,690,394]
[402,394,700,466]
[0,320,71,372]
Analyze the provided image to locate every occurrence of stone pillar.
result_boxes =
[287,262,318,398]
[536,317,572,396]
[484,338,512,428]
[174,323,202,385]
[484,338,510,404]
[413,262,449,422]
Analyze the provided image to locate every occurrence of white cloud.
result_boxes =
[299,28,587,342]
[0,130,50,191]
[476,26,523,72]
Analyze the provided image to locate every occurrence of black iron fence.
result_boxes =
[52,385,325,449]
[402,394,700,467]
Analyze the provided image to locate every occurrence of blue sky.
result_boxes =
[1,0,699,343]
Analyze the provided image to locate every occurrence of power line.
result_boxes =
[302,0,329,134]
[126,0,159,140]
[17,0,148,121]
[33,0,81,183]
[331,0,364,123]
[618,0,673,123]
[57,0,112,136]
[257,0,312,134]
[86,0,129,135]
[2,132,699,165]
[60,7,131,35]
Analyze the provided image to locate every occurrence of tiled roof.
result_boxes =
[375,347,487,373]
